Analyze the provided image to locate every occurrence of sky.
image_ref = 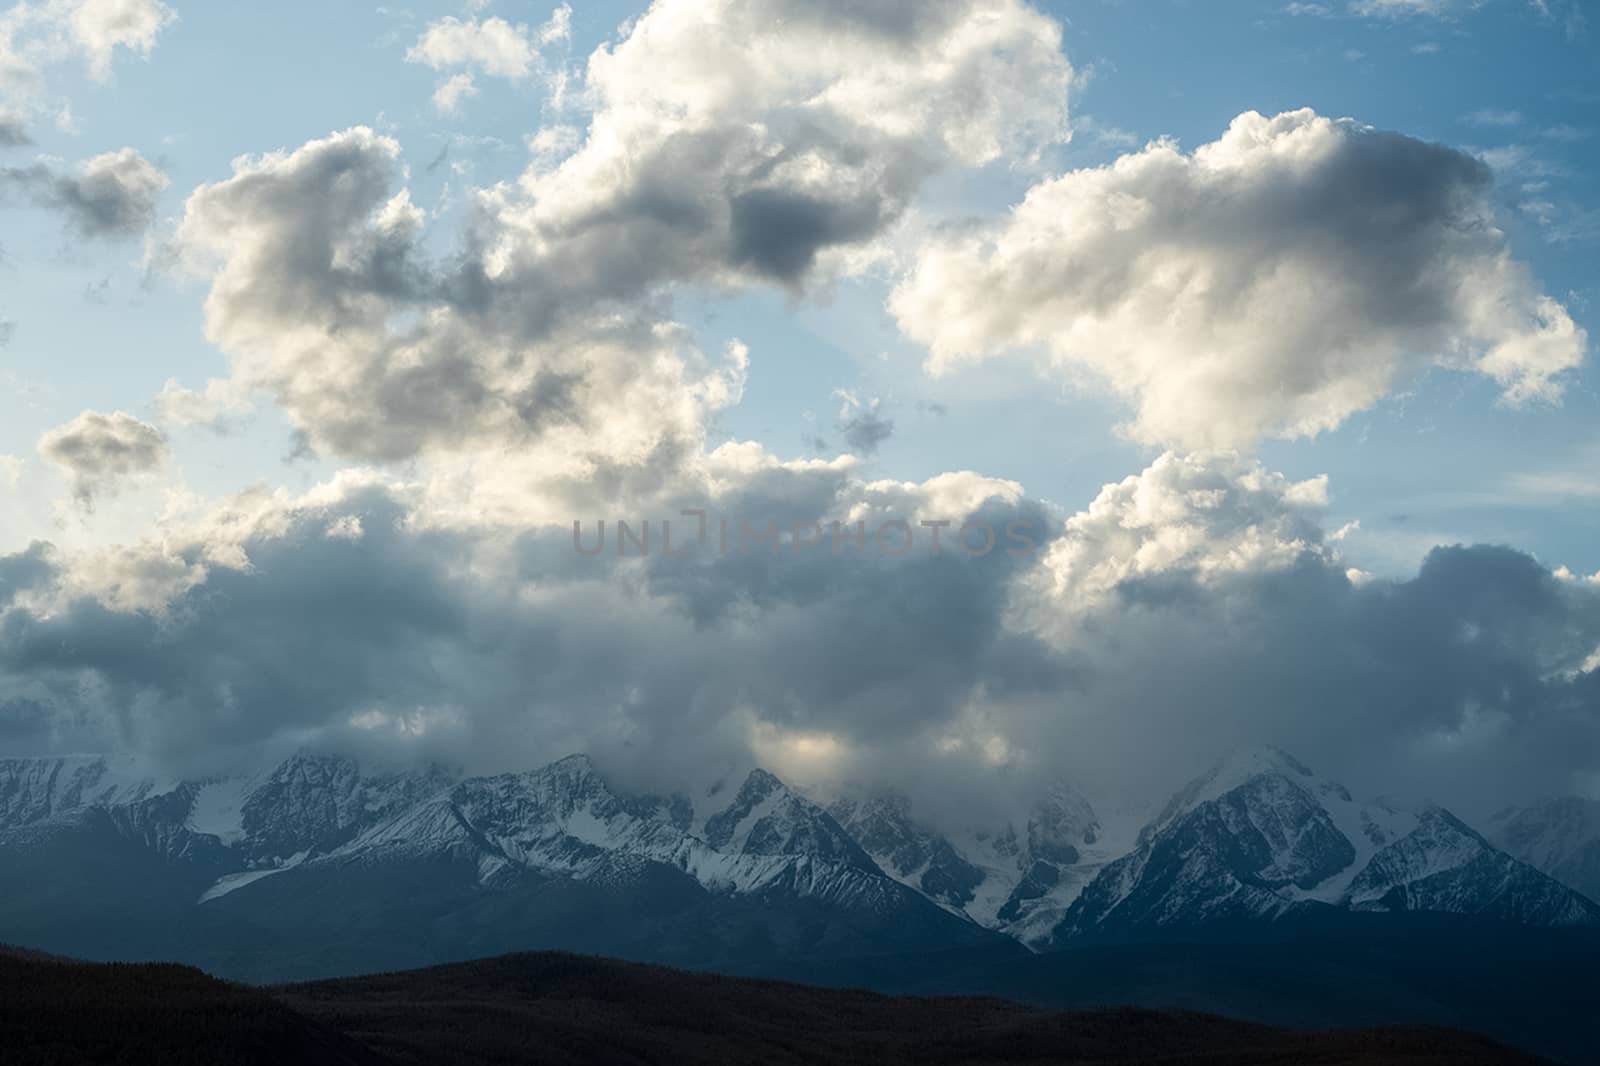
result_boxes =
[0,0,1598,823]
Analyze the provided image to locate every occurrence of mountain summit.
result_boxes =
[1051,747,1600,945]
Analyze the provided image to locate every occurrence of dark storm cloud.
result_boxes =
[2,453,1600,823]
[1009,545,1600,820]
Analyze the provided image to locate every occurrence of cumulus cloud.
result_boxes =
[0,0,174,124]
[0,460,1055,805]
[3,449,1599,825]
[61,0,173,78]
[170,0,1071,466]
[894,109,1587,449]
[36,409,168,503]
[2,146,167,237]
[405,7,570,113]
[1013,451,1330,620]
[406,12,558,80]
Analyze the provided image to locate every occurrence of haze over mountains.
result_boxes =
[1,744,1594,985]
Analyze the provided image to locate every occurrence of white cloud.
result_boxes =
[893,109,1587,450]
[170,0,1073,467]
[430,71,478,113]
[0,453,23,488]
[1013,451,1330,623]
[0,0,174,126]
[1351,0,1451,14]
[1465,108,1525,127]
[63,0,173,79]
[407,15,542,80]
[155,376,254,431]
[405,6,571,112]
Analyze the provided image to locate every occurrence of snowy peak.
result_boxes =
[827,791,985,912]
[826,778,1115,947]
[1486,796,1600,904]
[1055,750,1600,944]
[0,755,178,828]
[1350,806,1600,926]
[1142,745,1331,845]
[436,757,689,877]
[236,750,453,862]
[704,770,874,870]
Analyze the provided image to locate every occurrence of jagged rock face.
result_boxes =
[0,756,174,827]
[1352,807,1600,926]
[705,770,875,870]
[827,793,986,911]
[1053,748,1600,945]
[1487,796,1600,904]
[439,755,693,875]
[827,780,1109,947]
[1208,774,1356,890]
[0,750,1012,981]
[4,744,1596,976]
[238,752,450,862]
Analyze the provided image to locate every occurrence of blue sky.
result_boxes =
[3,0,1596,573]
[2,0,1600,809]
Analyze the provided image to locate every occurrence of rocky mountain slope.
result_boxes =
[2,746,1594,982]
[827,780,1116,946]
[1486,796,1600,904]
[1051,748,1600,944]
[0,752,1013,982]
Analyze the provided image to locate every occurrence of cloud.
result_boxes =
[1350,0,1452,14]
[36,409,168,503]
[62,0,174,79]
[169,0,1072,466]
[406,7,570,112]
[0,454,22,489]
[0,112,29,146]
[833,391,895,456]
[0,0,174,124]
[0,461,1056,806]
[2,147,168,237]
[407,14,549,79]
[1465,109,1525,127]
[155,376,254,431]
[1013,451,1330,619]
[3,449,1599,825]
[893,109,1587,450]
[430,72,478,114]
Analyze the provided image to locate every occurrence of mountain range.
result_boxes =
[1,745,1596,985]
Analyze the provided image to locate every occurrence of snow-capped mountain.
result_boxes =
[1485,795,1600,906]
[1051,747,1600,944]
[0,755,179,826]
[0,750,1013,981]
[312,755,905,911]
[3,746,1595,981]
[827,780,1118,947]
